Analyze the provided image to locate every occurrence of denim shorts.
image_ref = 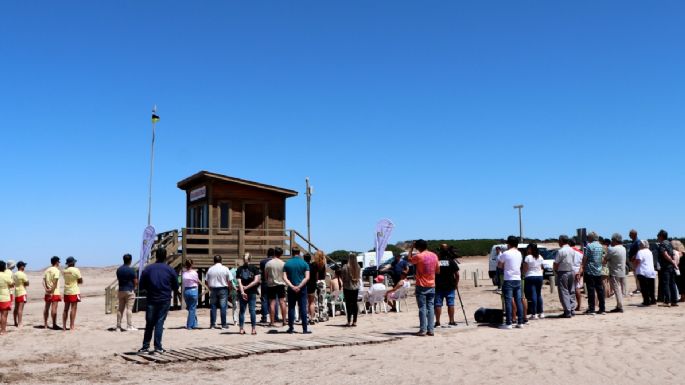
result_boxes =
[434,288,455,307]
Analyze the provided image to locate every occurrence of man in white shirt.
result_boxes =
[205,255,234,329]
[605,233,627,313]
[568,238,584,312]
[497,236,524,329]
[554,235,576,318]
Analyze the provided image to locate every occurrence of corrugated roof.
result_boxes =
[177,171,298,197]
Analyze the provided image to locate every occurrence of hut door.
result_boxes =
[244,202,266,234]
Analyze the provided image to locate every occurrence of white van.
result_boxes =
[357,251,394,269]
[487,244,552,285]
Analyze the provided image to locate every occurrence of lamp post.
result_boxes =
[305,177,313,253]
[513,204,524,242]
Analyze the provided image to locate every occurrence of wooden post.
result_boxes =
[238,229,245,257]
[473,272,478,287]
[549,275,555,293]
[289,230,295,256]
[182,228,188,262]
[105,287,110,314]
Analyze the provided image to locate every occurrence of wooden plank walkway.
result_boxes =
[118,333,403,365]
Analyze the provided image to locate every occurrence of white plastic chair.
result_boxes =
[366,289,387,314]
[393,286,410,312]
[328,290,346,318]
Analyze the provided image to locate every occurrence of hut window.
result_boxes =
[219,201,231,231]
[189,204,208,234]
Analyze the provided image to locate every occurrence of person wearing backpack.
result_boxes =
[237,253,261,335]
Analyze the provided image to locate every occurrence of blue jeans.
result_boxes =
[209,287,229,328]
[524,276,544,315]
[287,287,308,332]
[415,286,436,333]
[660,267,679,304]
[183,287,198,329]
[239,292,257,329]
[503,280,523,325]
[142,301,170,350]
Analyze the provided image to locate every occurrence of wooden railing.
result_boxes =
[104,227,326,313]
[104,230,180,314]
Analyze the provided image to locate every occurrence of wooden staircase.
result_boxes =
[104,230,180,314]
[104,228,326,314]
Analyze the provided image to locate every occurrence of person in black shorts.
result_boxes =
[264,248,287,327]
[434,244,460,327]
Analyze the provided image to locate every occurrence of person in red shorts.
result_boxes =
[43,256,62,330]
[0,260,15,335]
[62,257,83,332]
[13,261,29,328]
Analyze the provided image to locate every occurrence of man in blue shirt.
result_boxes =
[283,248,310,334]
[381,254,409,285]
[138,248,178,354]
[116,253,137,331]
[579,232,605,315]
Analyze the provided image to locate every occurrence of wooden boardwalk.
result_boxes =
[118,333,402,365]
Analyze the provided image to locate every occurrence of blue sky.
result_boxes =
[1,1,684,268]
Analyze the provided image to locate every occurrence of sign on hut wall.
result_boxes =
[190,186,207,202]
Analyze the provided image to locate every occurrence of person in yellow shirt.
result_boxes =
[43,256,62,330]
[62,256,83,332]
[5,260,16,303]
[13,261,29,328]
[0,260,15,335]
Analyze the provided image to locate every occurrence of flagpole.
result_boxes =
[148,106,158,226]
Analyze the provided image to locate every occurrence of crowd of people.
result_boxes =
[0,256,83,335]
[2,228,682,352]
[496,229,685,329]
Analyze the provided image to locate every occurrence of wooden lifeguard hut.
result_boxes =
[105,170,322,313]
[177,170,299,268]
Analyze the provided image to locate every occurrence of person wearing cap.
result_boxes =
[13,261,29,328]
[0,260,14,335]
[366,275,387,312]
[369,275,387,294]
[62,257,83,331]
[43,256,62,330]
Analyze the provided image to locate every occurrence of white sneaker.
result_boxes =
[499,324,512,330]
[515,323,524,329]
[532,314,539,320]
[538,313,545,319]
[126,326,138,331]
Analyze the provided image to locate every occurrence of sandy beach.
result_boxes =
[1,256,683,385]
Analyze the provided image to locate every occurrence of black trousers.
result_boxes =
[637,275,656,305]
[659,268,679,304]
[343,289,358,323]
[585,274,605,312]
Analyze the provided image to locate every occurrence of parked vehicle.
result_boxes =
[540,249,557,279]
[362,252,415,282]
[488,244,549,285]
